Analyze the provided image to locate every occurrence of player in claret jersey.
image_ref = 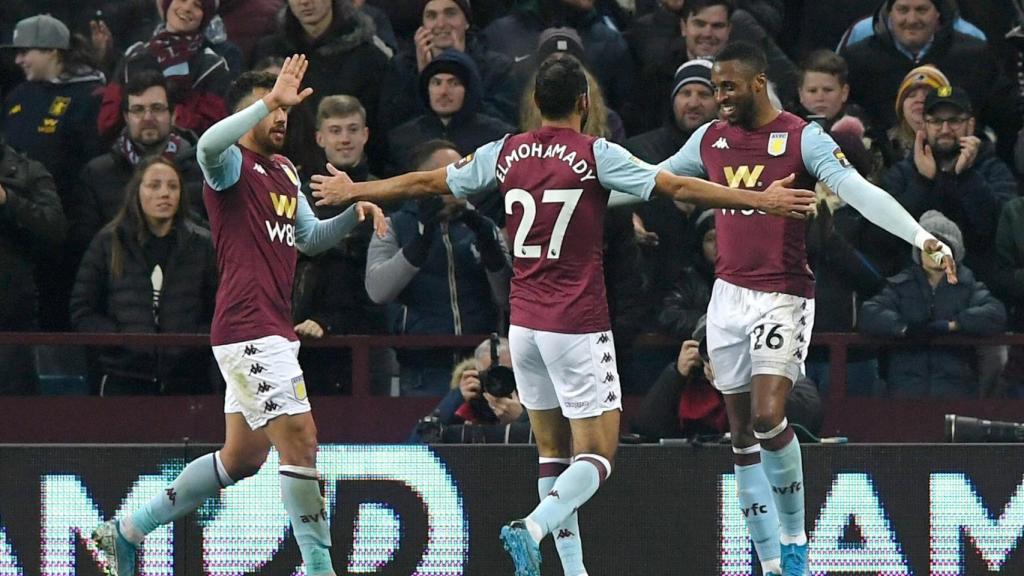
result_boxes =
[312,54,816,576]
[91,56,386,576]
[659,42,957,576]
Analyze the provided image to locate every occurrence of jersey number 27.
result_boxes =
[505,188,583,260]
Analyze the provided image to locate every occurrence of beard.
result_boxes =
[931,139,961,164]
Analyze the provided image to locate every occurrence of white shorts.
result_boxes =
[213,335,310,430]
[508,325,622,419]
[705,279,815,395]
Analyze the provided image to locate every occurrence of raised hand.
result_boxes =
[311,163,356,206]
[759,173,817,219]
[923,238,958,285]
[355,200,388,238]
[913,130,937,180]
[263,54,314,111]
[954,135,981,175]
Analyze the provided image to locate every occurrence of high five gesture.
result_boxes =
[261,54,314,112]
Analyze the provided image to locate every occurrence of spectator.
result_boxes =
[837,0,986,52]
[518,29,624,143]
[884,64,949,167]
[385,49,512,176]
[70,156,217,395]
[76,70,205,249]
[625,0,685,89]
[483,0,634,112]
[655,209,716,340]
[292,95,391,394]
[0,138,65,394]
[3,14,105,330]
[795,50,876,179]
[632,316,823,440]
[98,0,231,143]
[626,0,797,133]
[3,15,105,204]
[251,0,393,173]
[992,197,1024,395]
[880,86,1017,281]
[859,210,1007,398]
[217,0,287,63]
[840,0,1021,163]
[351,0,399,53]
[365,140,511,396]
[626,58,717,164]
[380,0,518,131]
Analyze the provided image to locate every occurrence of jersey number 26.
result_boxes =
[505,188,583,260]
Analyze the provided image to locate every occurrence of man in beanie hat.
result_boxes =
[841,0,1020,163]
[861,209,1007,397]
[379,0,518,131]
[881,85,1017,281]
[626,58,717,164]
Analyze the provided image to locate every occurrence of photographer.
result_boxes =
[413,335,529,444]
[365,140,512,396]
[632,316,823,440]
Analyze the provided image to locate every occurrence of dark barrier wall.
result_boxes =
[1,445,1023,575]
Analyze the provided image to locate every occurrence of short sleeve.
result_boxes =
[801,123,856,191]
[593,138,659,200]
[445,137,506,198]
[658,121,712,177]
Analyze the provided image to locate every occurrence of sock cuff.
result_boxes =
[574,453,611,484]
[733,444,762,466]
[754,417,788,440]
[539,457,571,478]
[280,465,320,480]
[732,444,761,455]
[214,451,235,487]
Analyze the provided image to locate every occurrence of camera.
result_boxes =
[945,414,1024,443]
[480,333,516,397]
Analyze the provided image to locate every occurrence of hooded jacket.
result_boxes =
[840,0,1020,161]
[385,50,513,175]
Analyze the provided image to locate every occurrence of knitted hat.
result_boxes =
[894,64,950,117]
[671,58,714,99]
[913,210,965,264]
[161,0,218,28]
[537,27,585,64]
[422,0,472,21]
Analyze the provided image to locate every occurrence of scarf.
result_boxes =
[145,25,206,95]
[113,129,187,166]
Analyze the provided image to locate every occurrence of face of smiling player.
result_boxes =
[712,59,764,130]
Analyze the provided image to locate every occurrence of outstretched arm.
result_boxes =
[294,193,386,256]
[311,164,451,206]
[653,171,816,218]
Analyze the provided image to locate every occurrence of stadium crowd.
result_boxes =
[2,0,1023,404]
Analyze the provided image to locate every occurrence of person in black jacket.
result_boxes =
[76,70,205,249]
[70,156,217,395]
[0,140,65,393]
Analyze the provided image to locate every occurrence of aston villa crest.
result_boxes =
[767,132,788,157]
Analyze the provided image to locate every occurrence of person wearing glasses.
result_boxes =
[880,86,1017,283]
[77,70,206,248]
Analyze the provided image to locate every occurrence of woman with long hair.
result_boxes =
[70,156,218,395]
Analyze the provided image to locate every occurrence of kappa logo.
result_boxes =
[602,372,615,384]
[712,137,729,149]
[597,333,610,344]
[253,163,267,175]
[601,352,612,363]
[249,363,266,376]
[264,400,280,412]
[165,487,177,506]
[257,382,271,394]
[243,345,261,356]
[548,490,560,499]
[557,529,575,539]
[605,391,618,403]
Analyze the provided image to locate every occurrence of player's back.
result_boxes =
[699,112,816,298]
[203,147,300,345]
[497,127,611,333]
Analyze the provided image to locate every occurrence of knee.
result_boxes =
[222,447,269,480]
[751,409,785,436]
[276,419,319,466]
